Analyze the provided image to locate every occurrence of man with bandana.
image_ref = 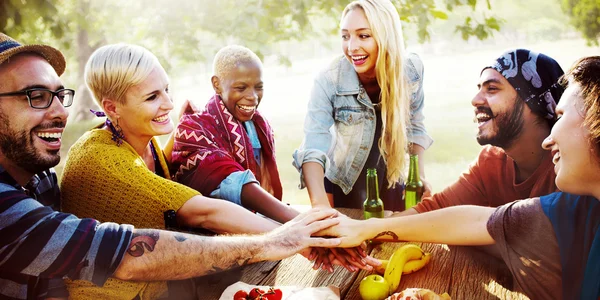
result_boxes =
[397,49,565,216]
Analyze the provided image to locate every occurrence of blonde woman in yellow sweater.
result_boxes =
[59,44,293,299]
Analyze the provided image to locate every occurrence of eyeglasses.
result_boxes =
[0,88,75,109]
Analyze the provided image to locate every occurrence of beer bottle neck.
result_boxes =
[366,171,379,201]
[408,155,420,182]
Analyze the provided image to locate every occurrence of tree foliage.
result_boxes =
[0,0,65,40]
[2,0,502,63]
[1,0,501,120]
[562,0,600,45]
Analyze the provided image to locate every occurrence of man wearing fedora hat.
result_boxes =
[0,33,345,299]
[396,49,565,216]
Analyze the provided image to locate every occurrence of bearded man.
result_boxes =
[397,49,564,216]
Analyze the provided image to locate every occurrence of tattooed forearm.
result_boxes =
[128,230,160,257]
[372,231,399,241]
[206,257,253,274]
[174,233,188,242]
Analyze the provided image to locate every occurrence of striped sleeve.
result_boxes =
[0,185,133,287]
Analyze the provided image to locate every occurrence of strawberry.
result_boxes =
[233,290,248,299]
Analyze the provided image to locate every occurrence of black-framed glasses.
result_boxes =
[0,88,75,109]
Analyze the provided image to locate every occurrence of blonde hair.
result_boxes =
[85,43,160,106]
[342,0,411,186]
[213,45,262,79]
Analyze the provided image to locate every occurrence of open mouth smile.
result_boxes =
[350,55,368,66]
[34,131,62,150]
[237,104,256,112]
[152,114,170,123]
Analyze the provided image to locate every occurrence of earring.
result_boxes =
[106,118,125,146]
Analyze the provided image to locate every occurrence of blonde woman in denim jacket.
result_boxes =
[293,0,433,211]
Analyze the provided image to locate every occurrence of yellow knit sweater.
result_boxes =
[61,129,199,300]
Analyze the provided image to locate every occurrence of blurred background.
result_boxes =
[3,0,599,205]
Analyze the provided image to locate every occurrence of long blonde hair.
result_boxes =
[342,0,411,186]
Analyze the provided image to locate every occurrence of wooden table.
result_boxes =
[196,208,529,299]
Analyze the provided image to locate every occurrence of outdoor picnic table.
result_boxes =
[196,208,529,299]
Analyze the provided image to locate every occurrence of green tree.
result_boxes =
[2,0,501,120]
[562,0,600,45]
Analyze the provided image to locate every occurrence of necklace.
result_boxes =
[149,143,159,174]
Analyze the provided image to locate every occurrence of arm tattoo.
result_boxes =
[174,233,188,242]
[127,230,160,257]
[373,231,399,241]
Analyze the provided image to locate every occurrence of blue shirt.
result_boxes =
[540,192,600,299]
[0,166,133,299]
[210,121,261,205]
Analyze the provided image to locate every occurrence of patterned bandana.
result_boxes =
[483,49,565,121]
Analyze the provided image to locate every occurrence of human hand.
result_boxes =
[421,177,433,198]
[263,208,341,261]
[314,216,372,248]
[177,99,200,121]
[298,248,334,273]
[328,244,379,272]
[311,248,335,272]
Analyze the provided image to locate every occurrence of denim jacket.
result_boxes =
[293,53,433,194]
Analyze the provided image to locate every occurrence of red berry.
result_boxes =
[262,288,283,300]
[248,287,265,299]
[233,290,248,299]
[272,289,283,300]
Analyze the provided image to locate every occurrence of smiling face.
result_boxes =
[341,7,379,80]
[542,84,600,194]
[472,68,526,149]
[0,54,68,175]
[212,61,263,122]
[114,65,174,142]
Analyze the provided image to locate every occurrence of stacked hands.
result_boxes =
[265,207,379,272]
[175,101,367,273]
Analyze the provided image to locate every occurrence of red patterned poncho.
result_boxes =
[171,94,282,200]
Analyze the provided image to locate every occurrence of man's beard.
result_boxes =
[476,99,525,149]
[0,114,63,175]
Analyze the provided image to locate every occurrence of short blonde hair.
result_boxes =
[85,43,160,106]
[213,45,262,79]
[342,0,411,186]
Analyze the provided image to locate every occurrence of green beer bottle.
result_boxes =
[363,168,384,219]
[405,154,424,210]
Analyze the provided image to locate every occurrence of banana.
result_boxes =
[383,244,425,294]
[402,252,432,275]
[374,252,432,276]
[374,259,388,275]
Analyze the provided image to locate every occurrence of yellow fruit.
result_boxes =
[359,274,390,300]
[403,252,432,275]
[374,259,388,275]
[383,244,424,294]
[374,253,432,276]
